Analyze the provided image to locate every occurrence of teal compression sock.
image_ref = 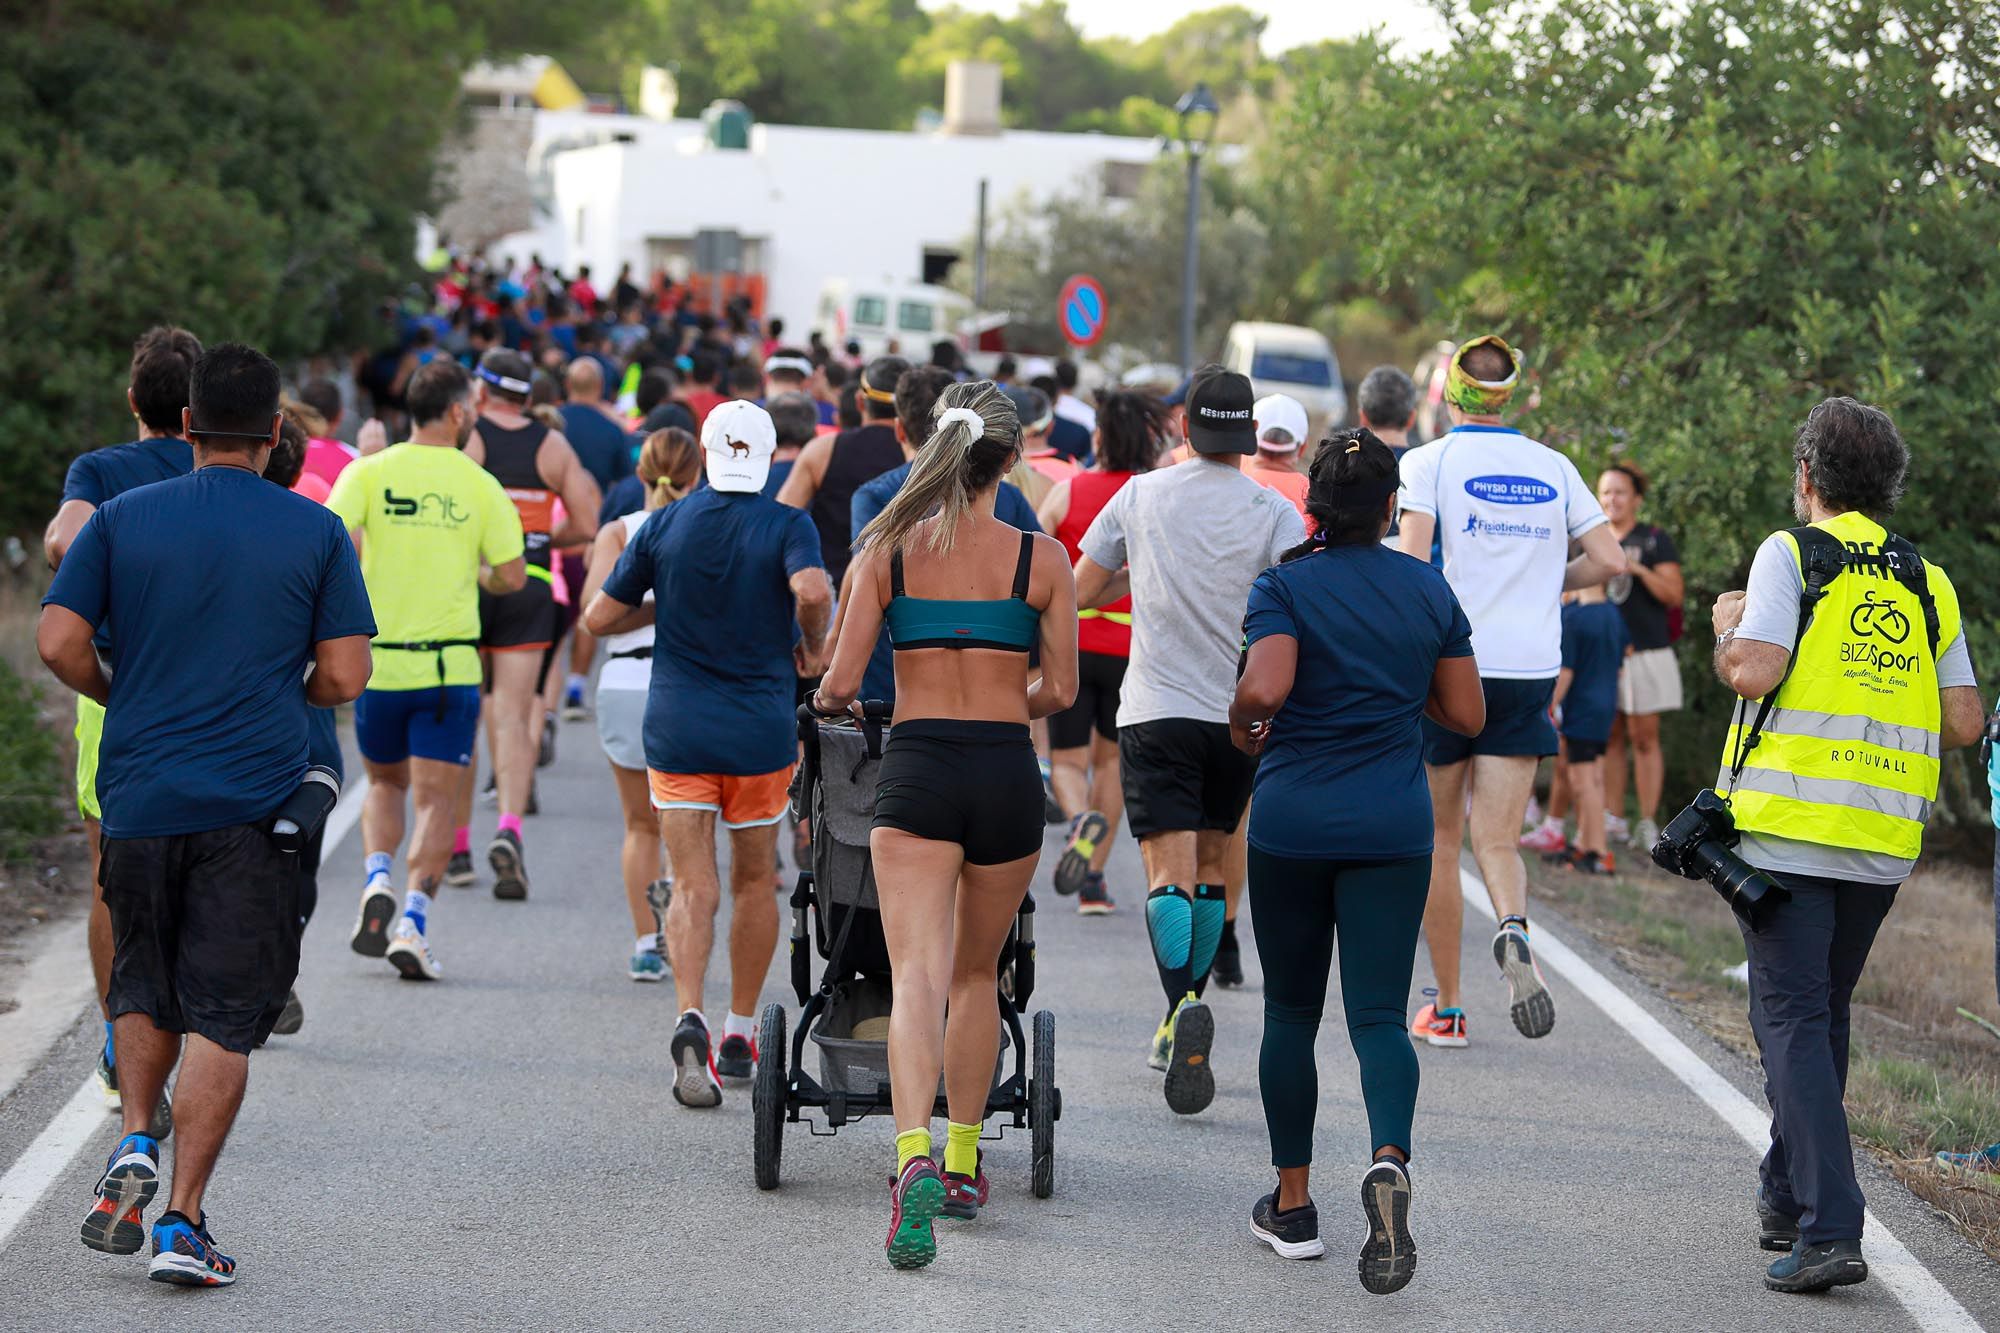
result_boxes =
[1190,883,1227,996]
[1145,886,1194,1009]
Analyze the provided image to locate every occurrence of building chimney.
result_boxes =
[942,61,1002,136]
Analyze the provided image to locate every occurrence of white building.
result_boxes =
[484,62,1168,340]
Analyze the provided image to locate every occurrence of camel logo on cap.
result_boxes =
[727,440,750,459]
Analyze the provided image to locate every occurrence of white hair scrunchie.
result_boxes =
[937,406,986,442]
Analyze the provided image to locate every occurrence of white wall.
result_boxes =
[525,115,1166,335]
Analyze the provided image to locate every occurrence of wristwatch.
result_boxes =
[1715,628,1737,648]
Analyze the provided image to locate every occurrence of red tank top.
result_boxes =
[1058,470,1135,658]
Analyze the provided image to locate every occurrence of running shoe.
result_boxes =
[1039,763,1064,826]
[1053,811,1107,896]
[80,1132,158,1255]
[1212,935,1245,989]
[670,1012,723,1108]
[271,988,304,1035]
[885,1156,946,1270]
[444,850,476,887]
[1250,1187,1323,1261]
[1359,1159,1417,1295]
[1077,871,1115,915]
[538,712,557,767]
[560,684,587,722]
[349,876,397,957]
[1574,849,1616,877]
[1936,1142,2000,1176]
[1493,923,1555,1039]
[148,1212,236,1287]
[1604,812,1630,844]
[1765,1239,1867,1294]
[1519,819,1567,854]
[942,1156,990,1221]
[479,774,498,806]
[629,945,667,983]
[716,1033,758,1081]
[1408,1001,1469,1049]
[1758,1186,1802,1252]
[1163,993,1215,1116]
[526,780,540,816]
[1523,795,1543,830]
[1633,817,1661,851]
[488,828,530,901]
[92,1053,170,1142]
[1147,1016,1173,1071]
[386,915,442,981]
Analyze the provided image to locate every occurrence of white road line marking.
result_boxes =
[0,1077,107,1252]
[0,776,370,1253]
[1461,868,1982,1331]
[0,917,94,1104]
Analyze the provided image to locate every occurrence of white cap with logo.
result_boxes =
[1253,393,1310,453]
[701,400,778,494]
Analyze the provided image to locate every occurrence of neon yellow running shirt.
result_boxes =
[327,443,524,691]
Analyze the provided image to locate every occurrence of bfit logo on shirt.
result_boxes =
[383,488,470,525]
[1461,513,1553,541]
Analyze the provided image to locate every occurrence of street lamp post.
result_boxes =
[1173,83,1219,372]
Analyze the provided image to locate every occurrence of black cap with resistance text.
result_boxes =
[1186,370,1258,456]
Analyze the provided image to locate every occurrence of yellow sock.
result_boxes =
[895,1126,932,1174]
[944,1121,981,1177]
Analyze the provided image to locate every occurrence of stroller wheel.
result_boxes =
[753,1003,788,1190]
[1030,1009,1057,1199]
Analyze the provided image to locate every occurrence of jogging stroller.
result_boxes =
[751,703,1058,1197]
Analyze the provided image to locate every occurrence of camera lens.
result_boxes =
[1686,838,1789,925]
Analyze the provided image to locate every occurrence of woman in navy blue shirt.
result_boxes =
[1229,430,1484,1292]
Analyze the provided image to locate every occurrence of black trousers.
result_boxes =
[1739,870,1897,1245]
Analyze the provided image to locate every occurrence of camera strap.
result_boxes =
[1725,526,1939,793]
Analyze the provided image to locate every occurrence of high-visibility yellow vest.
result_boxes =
[1719,511,1961,860]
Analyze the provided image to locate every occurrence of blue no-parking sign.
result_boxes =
[1059,274,1107,347]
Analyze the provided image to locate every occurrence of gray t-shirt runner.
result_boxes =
[1730,529,1977,884]
[1079,457,1306,727]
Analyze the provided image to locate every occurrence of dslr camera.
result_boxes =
[1649,789,1789,927]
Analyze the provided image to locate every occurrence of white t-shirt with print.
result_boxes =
[1397,425,1607,679]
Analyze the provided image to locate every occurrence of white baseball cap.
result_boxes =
[1253,394,1310,453]
[701,400,777,494]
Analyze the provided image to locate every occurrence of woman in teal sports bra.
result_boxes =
[814,379,1078,1270]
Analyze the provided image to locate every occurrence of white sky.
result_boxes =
[920,0,1450,56]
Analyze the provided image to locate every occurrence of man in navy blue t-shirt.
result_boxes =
[586,399,832,1109]
[41,324,203,1131]
[39,344,374,1286]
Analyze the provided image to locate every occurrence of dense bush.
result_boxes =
[0,659,64,864]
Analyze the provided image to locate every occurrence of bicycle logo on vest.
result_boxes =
[1842,589,1920,674]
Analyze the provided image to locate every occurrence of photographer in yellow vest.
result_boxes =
[1707,397,1986,1293]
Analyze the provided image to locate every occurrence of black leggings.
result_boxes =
[1248,847,1430,1169]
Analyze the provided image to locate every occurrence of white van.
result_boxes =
[815,280,971,361]
[1222,322,1347,439]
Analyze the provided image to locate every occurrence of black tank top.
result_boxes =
[811,422,903,585]
[476,417,553,568]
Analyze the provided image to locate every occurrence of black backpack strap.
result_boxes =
[1011,531,1035,600]
[1880,533,1941,659]
[1726,527,1846,789]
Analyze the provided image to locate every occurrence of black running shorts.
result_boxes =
[1118,717,1255,840]
[1048,650,1126,750]
[873,720,1043,865]
[479,576,557,652]
[100,822,302,1055]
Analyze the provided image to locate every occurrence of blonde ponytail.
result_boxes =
[638,427,701,511]
[858,379,1020,555]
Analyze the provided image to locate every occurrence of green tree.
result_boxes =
[1266,0,2000,825]
[953,159,1265,365]
[0,0,586,532]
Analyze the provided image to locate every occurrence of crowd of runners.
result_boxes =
[37,258,1991,1298]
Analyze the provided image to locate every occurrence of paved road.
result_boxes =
[3,717,1998,1330]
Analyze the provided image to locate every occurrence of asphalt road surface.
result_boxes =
[3,716,1998,1331]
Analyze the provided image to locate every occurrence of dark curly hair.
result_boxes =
[1282,428,1401,560]
[1793,397,1907,518]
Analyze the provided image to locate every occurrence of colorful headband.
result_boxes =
[477,365,532,395]
[1444,334,1519,414]
[764,355,813,377]
[859,372,898,404]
